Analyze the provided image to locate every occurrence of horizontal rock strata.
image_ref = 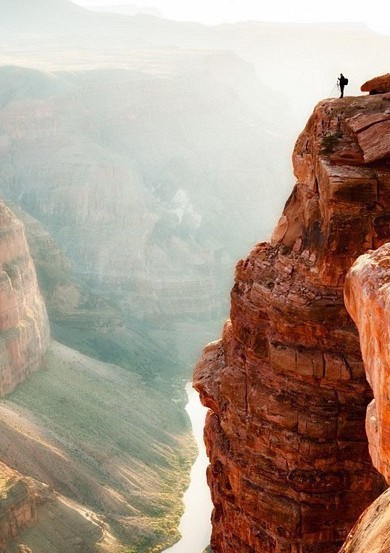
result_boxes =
[194,92,390,553]
[0,200,49,395]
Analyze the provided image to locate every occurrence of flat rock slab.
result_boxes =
[346,112,390,134]
[356,119,390,163]
[346,113,390,163]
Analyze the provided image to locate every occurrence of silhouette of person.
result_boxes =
[337,73,348,98]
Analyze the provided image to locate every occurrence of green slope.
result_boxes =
[0,341,195,552]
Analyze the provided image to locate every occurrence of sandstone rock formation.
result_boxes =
[361,73,390,94]
[338,243,390,553]
[0,462,37,550]
[339,486,390,553]
[345,243,390,482]
[194,91,390,552]
[0,459,122,553]
[0,200,49,396]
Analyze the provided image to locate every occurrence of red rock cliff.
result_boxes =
[0,200,49,395]
[194,91,390,552]
[339,243,390,553]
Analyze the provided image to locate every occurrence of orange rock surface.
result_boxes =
[361,73,390,94]
[340,244,390,553]
[194,92,390,553]
[345,243,390,483]
[0,200,49,395]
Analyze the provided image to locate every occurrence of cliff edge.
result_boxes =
[194,88,390,552]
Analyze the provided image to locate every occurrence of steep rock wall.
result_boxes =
[0,200,49,395]
[194,92,390,552]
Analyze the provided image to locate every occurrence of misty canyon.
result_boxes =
[194,86,390,553]
[2,83,390,553]
[1,2,390,551]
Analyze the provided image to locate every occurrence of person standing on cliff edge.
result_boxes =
[337,73,348,98]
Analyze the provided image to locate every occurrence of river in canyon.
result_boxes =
[164,382,212,553]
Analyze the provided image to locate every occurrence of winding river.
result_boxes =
[164,382,212,553]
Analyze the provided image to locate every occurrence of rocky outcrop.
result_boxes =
[339,243,390,553]
[194,91,390,552]
[0,200,49,396]
[345,243,390,482]
[0,459,121,553]
[0,462,37,549]
[361,73,390,95]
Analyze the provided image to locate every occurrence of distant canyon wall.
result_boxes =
[0,200,49,396]
[195,90,390,552]
[0,65,290,322]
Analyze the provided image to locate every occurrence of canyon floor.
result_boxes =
[0,341,195,553]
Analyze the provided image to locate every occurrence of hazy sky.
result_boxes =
[74,0,390,34]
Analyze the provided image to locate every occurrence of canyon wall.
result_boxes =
[0,65,290,326]
[194,91,390,552]
[0,199,49,548]
[9,203,125,333]
[0,200,49,396]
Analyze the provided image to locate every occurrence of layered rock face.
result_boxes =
[194,92,390,552]
[0,200,49,395]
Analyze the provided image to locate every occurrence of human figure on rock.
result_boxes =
[337,73,348,98]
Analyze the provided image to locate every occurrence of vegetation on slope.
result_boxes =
[0,342,196,552]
